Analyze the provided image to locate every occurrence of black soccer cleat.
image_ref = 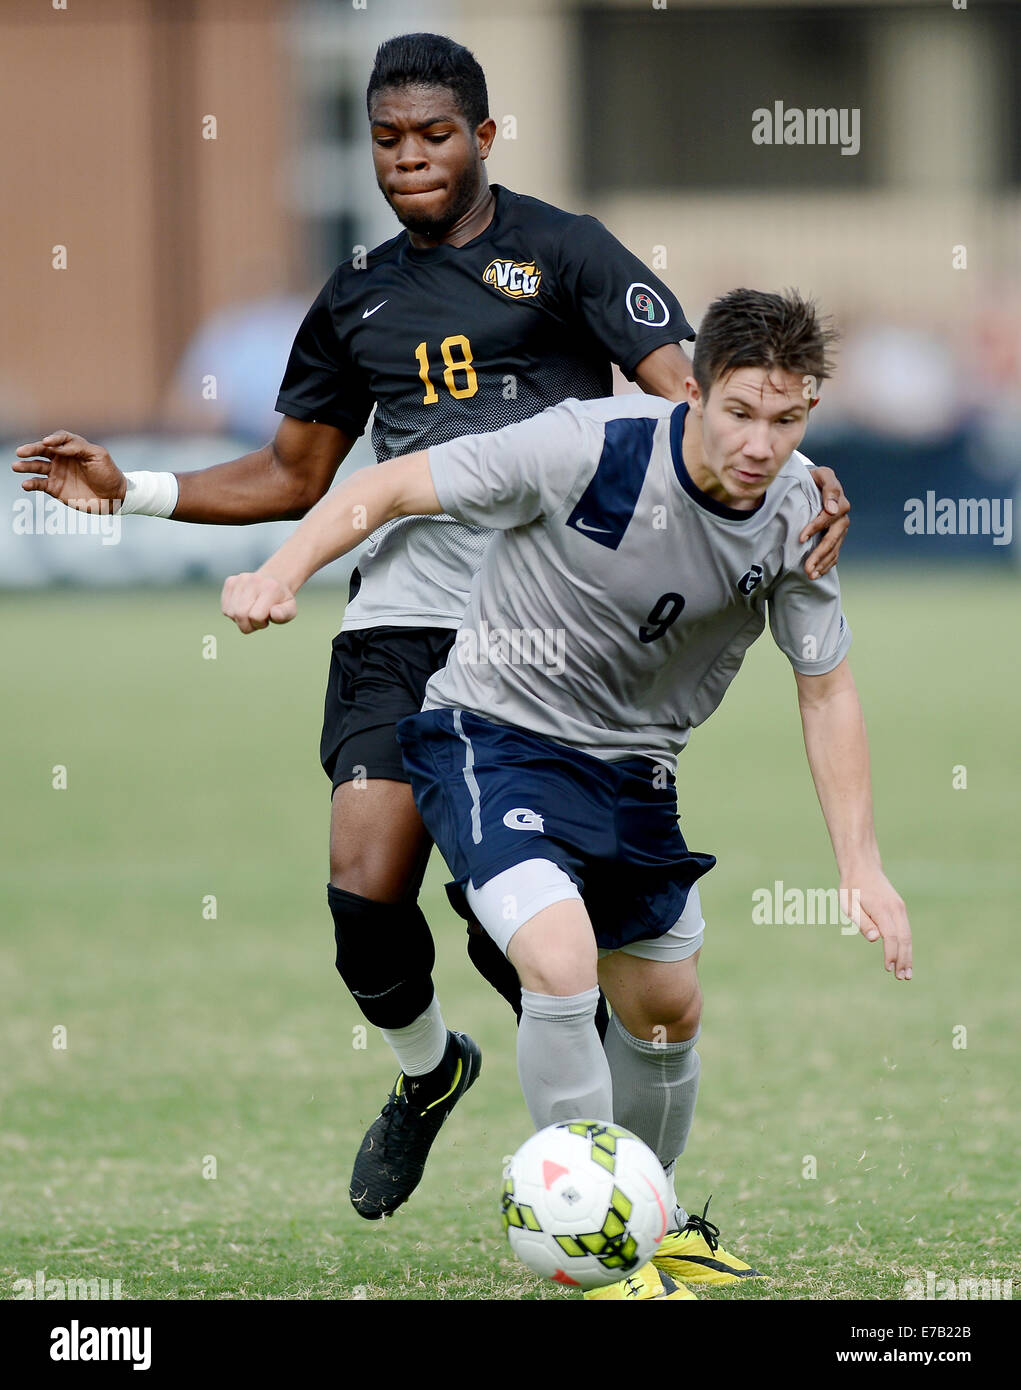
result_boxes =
[349,1031,482,1220]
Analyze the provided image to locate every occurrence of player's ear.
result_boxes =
[477,117,497,159]
[684,377,703,413]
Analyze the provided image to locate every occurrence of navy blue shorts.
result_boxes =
[395,708,716,953]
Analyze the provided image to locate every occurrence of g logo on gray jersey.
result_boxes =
[737,564,764,596]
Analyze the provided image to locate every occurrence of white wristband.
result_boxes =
[119,470,179,518]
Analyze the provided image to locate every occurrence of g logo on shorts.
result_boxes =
[503,807,545,832]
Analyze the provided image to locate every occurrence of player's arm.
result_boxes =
[224,402,592,633]
[12,415,354,523]
[174,416,353,522]
[631,342,693,398]
[221,450,439,633]
[794,658,912,980]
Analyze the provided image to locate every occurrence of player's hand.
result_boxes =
[12,431,126,511]
[800,466,850,579]
[840,865,912,980]
[221,570,297,634]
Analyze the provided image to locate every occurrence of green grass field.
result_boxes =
[1,571,1018,1301]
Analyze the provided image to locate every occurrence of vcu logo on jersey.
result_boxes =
[483,258,542,299]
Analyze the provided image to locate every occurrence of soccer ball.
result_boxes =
[500,1120,673,1289]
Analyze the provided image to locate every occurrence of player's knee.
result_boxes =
[330,853,425,903]
[515,956,596,998]
[327,885,435,1028]
[329,842,394,898]
[629,978,702,1043]
[329,816,428,901]
[507,915,598,998]
[666,983,702,1041]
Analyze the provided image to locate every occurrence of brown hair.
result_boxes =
[693,288,839,398]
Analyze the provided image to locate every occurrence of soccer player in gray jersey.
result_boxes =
[222,288,912,1300]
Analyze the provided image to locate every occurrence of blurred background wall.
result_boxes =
[2,0,1018,582]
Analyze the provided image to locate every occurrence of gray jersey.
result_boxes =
[424,395,852,765]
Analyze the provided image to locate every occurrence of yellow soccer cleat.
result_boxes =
[653,1197,765,1286]
[584,1262,697,1301]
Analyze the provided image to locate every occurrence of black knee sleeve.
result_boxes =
[327,885,436,1029]
[445,882,526,1022]
[464,919,525,1020]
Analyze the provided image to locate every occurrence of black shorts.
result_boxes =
[320,624,457,789]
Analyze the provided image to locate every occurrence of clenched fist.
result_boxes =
[221,571,297,634]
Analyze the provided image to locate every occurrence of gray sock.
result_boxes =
[662,1162,689,1230]
[604,1013,701,1179]
[518,987,612,1129]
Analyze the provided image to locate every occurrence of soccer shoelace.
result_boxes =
[378,1088,439,1163]
[680,1196,721,1253]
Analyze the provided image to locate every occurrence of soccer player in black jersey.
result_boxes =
[14,33,851,1233]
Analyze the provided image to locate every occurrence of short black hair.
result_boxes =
[366,33,489,130]
[693,288,839,399]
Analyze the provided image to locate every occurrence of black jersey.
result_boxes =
[276,184,693,630]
